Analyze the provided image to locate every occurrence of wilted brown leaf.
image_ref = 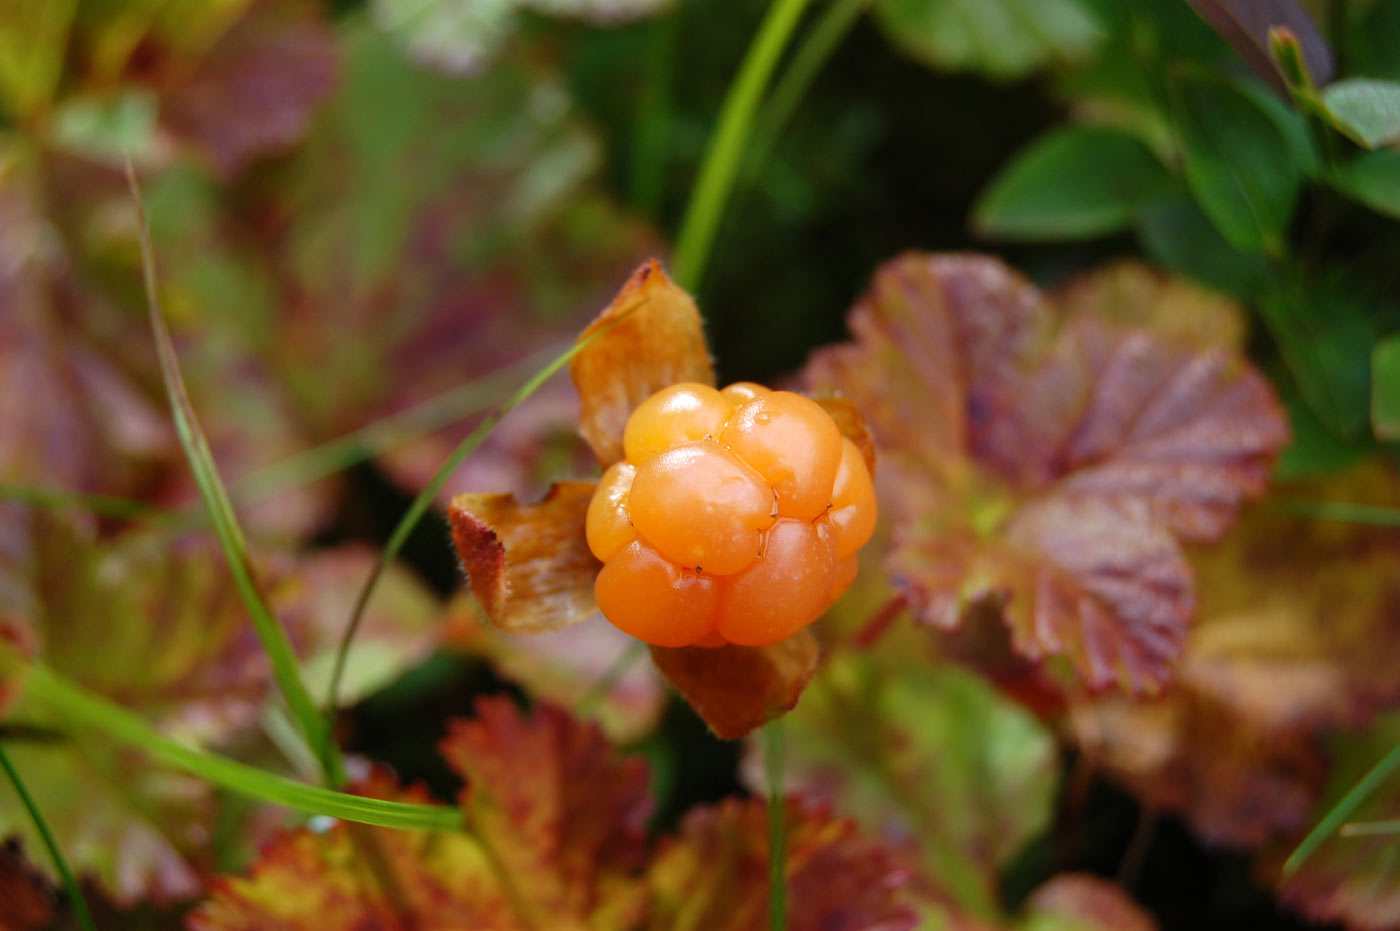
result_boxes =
[812,394,877,475]
[571,260,715,466]
[805,253,1288,693]
[1070,464,1400,846]
[644,796,918,931]
[449,481,601,634]
[649,632,819,740]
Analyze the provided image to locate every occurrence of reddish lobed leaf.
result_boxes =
[805,253,1288,694]
[644,796,918,931]
[159,0,340,177]
[1070,464,1400,847]
[189,771,519,931]
[193,700,652,930]
[571,260,715,466]
[448,481,602,635]
[649,631,820,740]
[439,697,651,929]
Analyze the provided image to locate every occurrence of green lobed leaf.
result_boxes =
[873,0,1104,80]
[1373,335,1400,441]
[745,648,1058,919]
[974,125,1178,240]
[1330,149,1400,219]
[1321,77,1400,149]
[1170,72,1303,255]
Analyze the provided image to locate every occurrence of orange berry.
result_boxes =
[828,438,876,558]
[719,381,769,405]
[719,391,842,520]
[716,517,837,646]
[585,462,637,562]
[628,441,775,575]
[595,540,718,647]
[829,554,859,602]
[623,382,732,466]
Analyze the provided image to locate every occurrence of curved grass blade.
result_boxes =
[672,0,816,291]
[0,484,155,519]
[18,661,461,832]
[124,160,344,786]
[1285,741,1400,874]
[321,330,616,765]
[0,743,97,931]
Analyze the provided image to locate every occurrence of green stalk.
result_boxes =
[0,484,154,519]
[743,0,870,183]
[0,743,97,931]
[125,161,345,786]
[1275,499,1400,526]
[764,719,788,931]
[321,329,613,767]
[576,640,646,716]
[1286,740,1400,874]
[19,662,461,832]
[672,0,816,290]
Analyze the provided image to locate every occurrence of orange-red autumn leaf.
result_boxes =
[0,841,60,931]
[448,481,601,634]
[1070,464,1400,847]
[571,260,715,466]
[804,254,1288,693]
[644,796,918,931]
[649,631,820,740]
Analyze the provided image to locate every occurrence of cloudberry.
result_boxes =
[586,383,877,647]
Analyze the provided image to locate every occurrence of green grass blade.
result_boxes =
[124,161,344,786]
[1285,740,1400,874]
[18,661,461,832]
[1340,819,1400,837]
[765,719,788,931]
[0,484,154,519]
[744,0,869,182]
[576,640,646,717]
[0,743,97,931]
[672,0,816,291]
[1276,499,1400,526]
[321,332,607,761]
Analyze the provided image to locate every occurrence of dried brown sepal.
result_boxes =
[570,259,715,466]
[649,631,819,740]
[449,481,601,634]
[812,394,877,475]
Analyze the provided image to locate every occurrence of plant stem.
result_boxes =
[1275,499,1400,526]
[0,743,97,931]
[764,719,788,931]
[672,0,816,291]
[17,661,462,832]
[125,160,345,786]
[576,640,647,716]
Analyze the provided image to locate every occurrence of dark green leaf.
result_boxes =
[1170,72,1303,255]
[1135,199,1271,297]
[1259,278,1376,439]
[1321,78,1400,148]
[974,126,1177,239]
[1373,335,1400,440]
[1330,149,1400,219]
[872,0,1104,80]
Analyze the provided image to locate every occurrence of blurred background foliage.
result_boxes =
[2,0,1400,928]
